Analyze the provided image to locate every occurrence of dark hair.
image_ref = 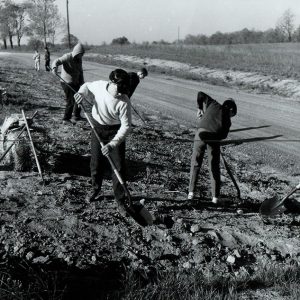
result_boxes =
[223,98,237,116]
[197,91,213,110]
[109,69,130,94]
[140,68,148,76]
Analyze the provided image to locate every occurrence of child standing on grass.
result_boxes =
[188,91,237,204]
[33,50,40,71]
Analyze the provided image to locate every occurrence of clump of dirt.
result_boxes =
[1,58,300,298]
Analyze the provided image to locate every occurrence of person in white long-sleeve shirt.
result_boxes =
[74,69,131,210]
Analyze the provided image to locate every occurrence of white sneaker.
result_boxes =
[212,197,219,204]
[187,192,194,200]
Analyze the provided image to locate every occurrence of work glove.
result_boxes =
[74,93,84,105]
[52,67,57,75]
[101,143,113,157]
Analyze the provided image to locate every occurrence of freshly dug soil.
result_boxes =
[0,57,300,299]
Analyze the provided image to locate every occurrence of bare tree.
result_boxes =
[27,0,62,46]
[276,9,295,42]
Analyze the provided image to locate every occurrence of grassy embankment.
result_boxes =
[85,43,300,87]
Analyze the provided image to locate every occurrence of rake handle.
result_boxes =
[21,110,43,181]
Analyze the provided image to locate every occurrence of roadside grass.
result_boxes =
[88,43,300,80]
[0,259,65,300]
[2,260,300,299]
[120,263,300,299]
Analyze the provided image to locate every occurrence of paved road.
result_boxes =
[1,52,300,175]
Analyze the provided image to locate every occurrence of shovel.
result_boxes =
[79,102,153,226]
[260,182,300,216]
[52,72,153,226]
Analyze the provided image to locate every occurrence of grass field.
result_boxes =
[89,42,300,79]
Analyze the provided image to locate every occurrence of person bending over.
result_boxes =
[188,91,237,204]
[74,69,131,215]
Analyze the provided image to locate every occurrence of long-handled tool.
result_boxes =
[130,104,148,126]
[50,70,93,106]
[260,182,300,216]
[80,102,153,227]
[21,110,43,182]
[51,73,153,225]
[220,151,241,199]
[0,111,38,164]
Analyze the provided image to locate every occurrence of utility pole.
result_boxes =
[66,0,71,49]
[177,26,180,44]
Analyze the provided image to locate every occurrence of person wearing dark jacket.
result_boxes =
[188,91,237,203]
[44,46,50,71]
[52,43,85,123]
[126,67,148,98]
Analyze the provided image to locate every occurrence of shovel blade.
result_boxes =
[259,197,286,216]
[126,204,153,227]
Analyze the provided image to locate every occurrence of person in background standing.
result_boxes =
[33,50,40,71]
[44,46,50,71]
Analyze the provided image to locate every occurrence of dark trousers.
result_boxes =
[45,59,50,71]
[189,129,221,198]
[60,82,81,120]
[90,119,126,202]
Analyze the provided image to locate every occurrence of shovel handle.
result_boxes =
[277,183,300,208]
[220,152,241,199]
[51,71,93,106]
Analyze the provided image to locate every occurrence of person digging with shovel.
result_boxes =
[52,43,85,124]
[126,67,148,99]
[74,69,132,216]
[187,91,237,204]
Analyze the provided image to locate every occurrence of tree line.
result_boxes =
[1,3,299,49]
[112,9,300,46]
[183,9,300,45]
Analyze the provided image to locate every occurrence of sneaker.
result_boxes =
[85,189,102,203]
[73,116,86,122]
[212,197,219,204]
[62,119,74,125]
[187,192,194,200]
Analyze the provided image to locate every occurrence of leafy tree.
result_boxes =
[27,0,62,46]
[61,33,78,48]
[111,36,130,45]
[276,9,295,42]
[27,36,43,49]
[0,0,19,48]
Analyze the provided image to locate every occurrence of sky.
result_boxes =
[54,0,300,44]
